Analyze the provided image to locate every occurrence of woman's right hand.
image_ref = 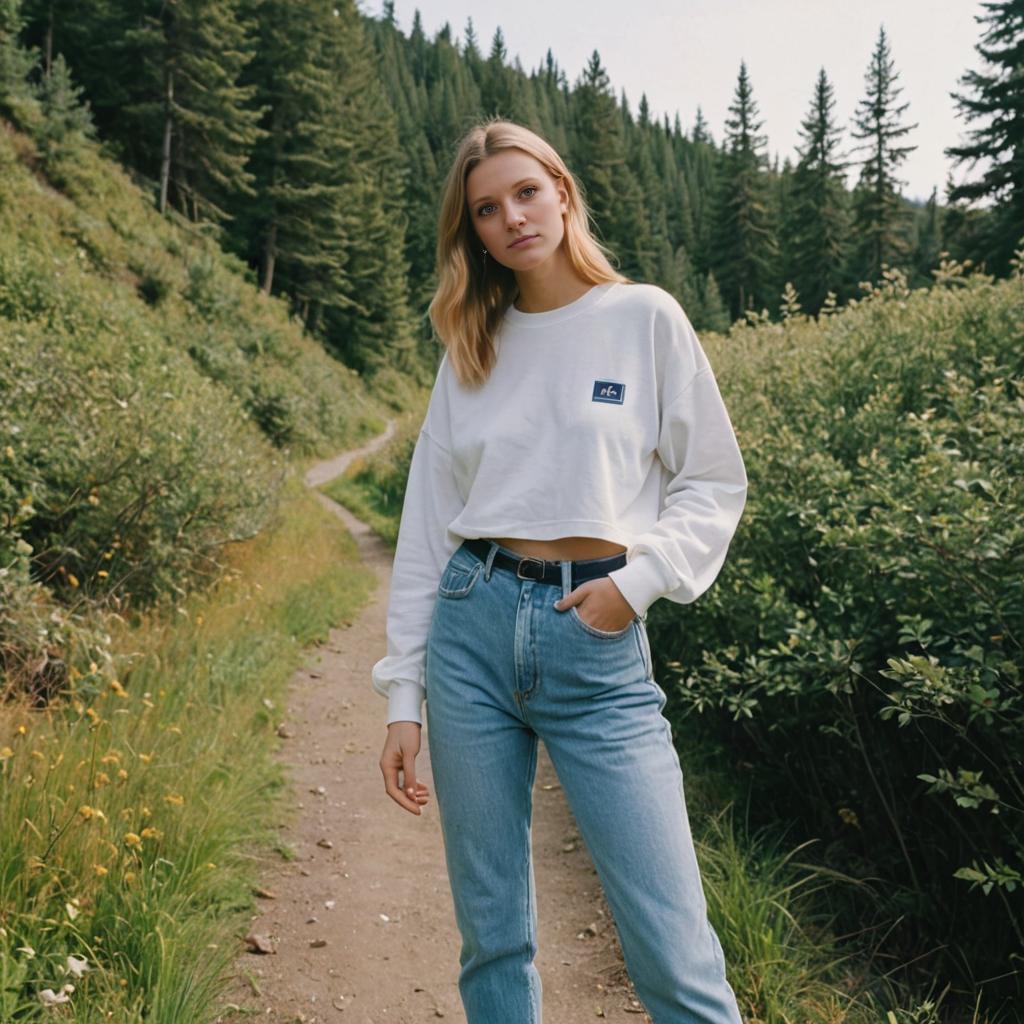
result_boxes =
[380,722,431,815]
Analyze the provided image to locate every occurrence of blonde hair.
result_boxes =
[428,117,631,389]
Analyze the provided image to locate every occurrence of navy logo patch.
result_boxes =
[592,379,625,404]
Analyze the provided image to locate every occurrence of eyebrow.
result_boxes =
[469,177,537,206]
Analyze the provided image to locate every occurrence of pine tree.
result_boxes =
[17,0,133,152]
[618,89,659,280]
[912,186,944,285]
[314,0,417,377]
[701,270,730,334]
[0,0,37,119]
[709,60,779,320]
[847,25,918,285]
[33,50,93,170]
[784,68,853,313]
[571,51,631,262]
[691,106,712,146]
[945,0,1024,275]
[236,0,350,301]
[121,0,264,223]
[461,15,481,67]
[480,26,530,122]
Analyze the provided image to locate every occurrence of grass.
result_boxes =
[0,463,375,1022]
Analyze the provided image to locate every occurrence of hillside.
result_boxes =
[0,117,426,690]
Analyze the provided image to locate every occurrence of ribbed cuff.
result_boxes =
[385,680,426,726]
[606,551,677,618]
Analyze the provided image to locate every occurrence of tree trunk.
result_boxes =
[159,68,173,215]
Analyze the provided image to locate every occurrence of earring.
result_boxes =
[482,248,488,255]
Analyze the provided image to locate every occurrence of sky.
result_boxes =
[367,0,995,207]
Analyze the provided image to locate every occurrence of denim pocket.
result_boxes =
[437,552,482,599]
[568,604,635,639]
[633,618,653,679]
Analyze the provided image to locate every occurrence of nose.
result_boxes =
[505,205,526,229]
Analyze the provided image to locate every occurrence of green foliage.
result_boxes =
[0,118,381,701]
[0,475,372,1022]
[650,264,1024,1005]
[31,52,94,174]
[0,316,283,608]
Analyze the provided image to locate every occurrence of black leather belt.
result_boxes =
[463,537,627,588]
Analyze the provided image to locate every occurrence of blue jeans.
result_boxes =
[424,539,744,1024]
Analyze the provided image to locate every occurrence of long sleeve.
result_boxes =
[371,380,465,726]
[606,323,747,619]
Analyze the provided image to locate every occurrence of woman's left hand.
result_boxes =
[553,577,637,632]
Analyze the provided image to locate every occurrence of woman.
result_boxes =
[373,117,747,1023]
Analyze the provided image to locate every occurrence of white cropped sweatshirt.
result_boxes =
[372,280,748,725]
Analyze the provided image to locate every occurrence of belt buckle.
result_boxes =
[516,556,545,580]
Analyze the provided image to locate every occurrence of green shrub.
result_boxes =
[651,265,1024,1010]
[0,318,284,614]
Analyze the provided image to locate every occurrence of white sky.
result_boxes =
[369,0,994,207]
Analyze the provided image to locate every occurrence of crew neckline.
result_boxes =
[503,281,618,328]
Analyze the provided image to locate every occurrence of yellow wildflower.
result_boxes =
[109,679,128,698]
[164,793,184,807]
[0,747,13,760]
[166,725,182,735]
[117,769,128,781]
[93,864,108,877]
[97,570,109,578]
[78,805,95,819]
[16,724,26,735]
[139,827,160,840]
[100,752,121,765]
[123,873,135,884]
[94,772,110,788]
[138,753,153,764]
[30,750,44,760]
[123,832,142,848]
[838,807,861,828]
[85,708,99,722]
[67,573,79,587]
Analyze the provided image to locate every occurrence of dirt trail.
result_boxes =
[216,423,650,1023]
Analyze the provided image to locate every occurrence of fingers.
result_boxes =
[553,581,588,610]
[380,738,431,816]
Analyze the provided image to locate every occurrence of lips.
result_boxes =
[508,234,538,248]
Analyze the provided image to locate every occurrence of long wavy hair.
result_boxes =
[428,118,631,389]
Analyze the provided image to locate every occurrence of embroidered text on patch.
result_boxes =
[592,379,626,404]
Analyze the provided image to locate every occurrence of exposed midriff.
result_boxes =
[486,536,627,562]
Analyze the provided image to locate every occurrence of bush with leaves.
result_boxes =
[649,257,1024,1008]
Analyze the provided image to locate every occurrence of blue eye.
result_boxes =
[477,185,538,217]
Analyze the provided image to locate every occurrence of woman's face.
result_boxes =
[465,149,569,271]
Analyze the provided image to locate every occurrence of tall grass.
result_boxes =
[0,468,375,1021]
